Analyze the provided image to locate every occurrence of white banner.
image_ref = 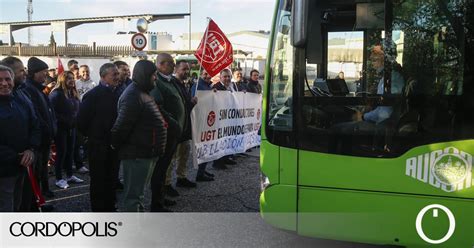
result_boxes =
[191,91,262,164]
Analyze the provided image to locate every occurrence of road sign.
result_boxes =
[131,33,147,51]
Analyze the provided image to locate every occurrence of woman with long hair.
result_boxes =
[49,71,84,189]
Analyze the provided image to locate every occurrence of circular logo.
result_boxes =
[200,31,228,63]
[256,109,261,121]
[131,33,147,51]
[431,153,470,186]
[207,111,216,127]
[416,204,456,244]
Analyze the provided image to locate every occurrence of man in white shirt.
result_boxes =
[76,65,97,100]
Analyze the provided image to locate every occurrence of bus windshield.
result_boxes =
[267,0,474,158]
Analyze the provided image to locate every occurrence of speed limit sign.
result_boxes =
[131,33,147,51]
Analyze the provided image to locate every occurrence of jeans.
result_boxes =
[54,128,75,180]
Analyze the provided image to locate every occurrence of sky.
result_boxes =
[0,0,275,46]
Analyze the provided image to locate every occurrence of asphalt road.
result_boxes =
[45,148,261,212]
[43,148,397,248]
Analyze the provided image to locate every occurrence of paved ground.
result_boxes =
[45,148,260,212]
[43,148,397,248]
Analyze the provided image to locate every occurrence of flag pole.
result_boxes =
[196,17,212,95]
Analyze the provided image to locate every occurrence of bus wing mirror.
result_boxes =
[291,0,309,48]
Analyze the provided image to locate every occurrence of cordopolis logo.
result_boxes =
[9,221,122,237]
[406,147,473,192]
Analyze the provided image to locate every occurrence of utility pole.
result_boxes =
[27,0,33,45]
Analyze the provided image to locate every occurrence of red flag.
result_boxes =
[27,165,46,209]
[195,19,233,77]
[57,56,64,75]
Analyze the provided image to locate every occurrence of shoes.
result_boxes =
[223,158,237,165]
[212,161,228,170]
[77,166,89,173]
[40,204,54,212]
[204,171,215,177]
[196,174,215,182]
[67,175,84,183]
[176,178,197,188]
[55,179,69,189]
[165,185,180,197]
[163,198,177,207]
[42,189,55,198]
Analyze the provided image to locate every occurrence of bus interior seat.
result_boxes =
[312,79,331,95]
[326,78,350,96]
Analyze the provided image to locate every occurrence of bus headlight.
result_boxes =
[260,172,271,191]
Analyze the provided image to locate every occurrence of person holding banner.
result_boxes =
[247,69,262,94]
[211,69,238,169]
[212,68,237,92]
[0,65,40,212]
[191,70,213,97]
[111,60,167,212]
[150,53,186,212]
[191,70,216,180]
[232,68,248,92]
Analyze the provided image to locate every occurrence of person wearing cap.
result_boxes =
[23,57,57,211]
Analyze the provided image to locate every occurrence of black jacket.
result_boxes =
[111,60,167,159]
[175,79,194,141]
[247,79,262,94]
[212,82,232,91]
[23,78,57,148]
[0,95,41,177]
[77,83,119,144]
[49,89,80,130]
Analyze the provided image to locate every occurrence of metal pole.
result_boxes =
[189,0,192,50]
[196,17,211,94]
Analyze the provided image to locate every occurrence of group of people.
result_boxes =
[0,53,262,212]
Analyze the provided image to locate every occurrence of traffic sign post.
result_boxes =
[131,33,147,51]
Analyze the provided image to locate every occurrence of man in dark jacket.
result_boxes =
[114,61,133,96]
[23,57,57,204]
[247,69,262,94]
[190,70,216,180]
[164,60,197,198]
[149,53,186,211]
[232,68,248,92]
[77,63,120,212]
[212,69,238,169]
[111,60,167,212]
[0,65,40,212]
[1,57,39,211]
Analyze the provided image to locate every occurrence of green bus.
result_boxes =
[260,0,473,247]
